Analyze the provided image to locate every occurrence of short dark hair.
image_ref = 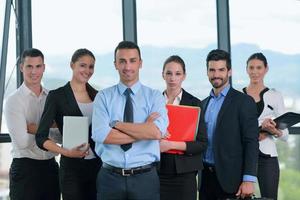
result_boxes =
[206,49,231,70]
[71,48,95,63]
[163,55,186,74]
[246,52,268,67]
[20,48,44,64]
[114,41,141,61]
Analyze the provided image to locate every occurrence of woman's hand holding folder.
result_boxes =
[63,143,90,158]
[159,139,186,153]
[160,140,171,152]
[261,118,283,138]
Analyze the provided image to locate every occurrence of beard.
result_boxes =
[210,77,229,89]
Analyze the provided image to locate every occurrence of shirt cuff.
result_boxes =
[92,126,112,144]
[243,175,257,182]
[154,121,168,137]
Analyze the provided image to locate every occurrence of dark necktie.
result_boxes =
[121,88,133,151]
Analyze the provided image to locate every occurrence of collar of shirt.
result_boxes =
[117,81,141,96]
[20,82,48,97]
[209,84,230,99]
[163,89,183,105]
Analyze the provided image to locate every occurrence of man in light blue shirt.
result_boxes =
[92,41,168,200]
[199,49,259,200]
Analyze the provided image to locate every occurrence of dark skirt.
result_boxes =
[159,172,197,200]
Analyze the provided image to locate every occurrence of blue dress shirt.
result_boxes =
[204,84,256,182]
[204,84,230,164]
[92,81,168,168]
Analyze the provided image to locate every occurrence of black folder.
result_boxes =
[273,112,300,130]
[259,112,300,133]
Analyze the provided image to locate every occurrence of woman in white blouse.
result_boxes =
[243,52,288,200]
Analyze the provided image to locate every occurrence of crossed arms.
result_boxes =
[104,112,162,144]
[91,90,168,145]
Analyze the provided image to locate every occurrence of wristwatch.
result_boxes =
[109,120,119,129]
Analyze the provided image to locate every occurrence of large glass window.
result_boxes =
[230,0,300,199]
[2,1,300,199]
[230,0,300,112]
[0,0,18,103]
[32,0,123,90]
[137,0,217,99]
[1,1,17,198]
[1,1,122,198]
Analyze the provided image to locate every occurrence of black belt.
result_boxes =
[203,162,216,173]
[102,162,155,176]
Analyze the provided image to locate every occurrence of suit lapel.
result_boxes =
[63,82,83,116]
[216,87,235,127]
[202,97,211,115]
[179,89,190,106]
[86,83,97,101]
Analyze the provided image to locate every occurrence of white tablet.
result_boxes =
[62,116,89,149]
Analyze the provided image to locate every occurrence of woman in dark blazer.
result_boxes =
[159,55,207,200]
[35,49,101,200]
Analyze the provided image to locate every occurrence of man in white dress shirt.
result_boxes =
[4,48,60,200]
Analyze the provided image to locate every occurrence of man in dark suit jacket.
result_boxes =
[199,49,259,200]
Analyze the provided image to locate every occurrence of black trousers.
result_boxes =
[9,157,60,200]
[199,165,236,200]
[97,166,160,200]
[257,155,279,200]
[159,172,197,200]
[59,156,101,200]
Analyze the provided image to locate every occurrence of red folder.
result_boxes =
[165,104,201,154]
